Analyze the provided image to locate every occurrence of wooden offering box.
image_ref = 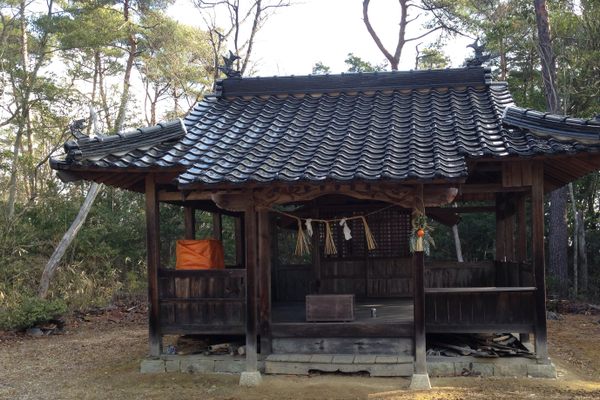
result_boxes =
[305,294,355,322]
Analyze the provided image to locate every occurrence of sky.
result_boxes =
[168,0,474,76]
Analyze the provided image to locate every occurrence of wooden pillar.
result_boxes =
[212,212,222,240]
[516,193,530,343]
[184,206,195,240]
[532,162,549,360]
[410,183,429,389]
[258,210,272,355]
[516,193,527,262]
[244,206,258,371]
[311,201,321,294]
[413,251,427,375]
[145,174,162,356]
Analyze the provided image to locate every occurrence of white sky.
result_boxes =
[168,0,474,76]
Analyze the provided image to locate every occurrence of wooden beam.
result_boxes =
[426,206,495,214]
[212,212,222,240]
[145,174,162,356]
[460,184,530,194]
[413,251,426,375]
[258,210,272,355]
[184,207,195,240]
[244,206,258,372]
[531,162,549,361]
[271,322,414,338]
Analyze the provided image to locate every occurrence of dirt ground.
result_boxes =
[1,308,600,400]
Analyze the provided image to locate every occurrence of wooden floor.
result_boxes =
[272,298,413,324]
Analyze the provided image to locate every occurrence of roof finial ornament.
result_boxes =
[219,51,241,78]
[69,118,88,139]
[466,38,492,67]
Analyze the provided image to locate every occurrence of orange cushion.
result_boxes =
[176,239,225,270]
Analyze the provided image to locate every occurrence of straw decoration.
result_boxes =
[272,204,396,257]
[323,221,338,255]
[294,218,311,256]
[361,216,377,251]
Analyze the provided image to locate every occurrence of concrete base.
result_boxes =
[239,371,262,387]
[427,356,557,378]
[264,354,413,377]
[409,373,431,390]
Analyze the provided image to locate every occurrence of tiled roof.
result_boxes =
[51,67,600,187]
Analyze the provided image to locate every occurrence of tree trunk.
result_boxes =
[548,187,568,297]
[452,224,464,262]
[568,183,578,296]
[534,0,568,298]
[38,182,103,298]
[577,212,588,294]
[114,0,136,132]
[6,0,30,220]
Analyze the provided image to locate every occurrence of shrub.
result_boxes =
[0,295,67,331]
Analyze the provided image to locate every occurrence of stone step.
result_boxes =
[264,354,414,377]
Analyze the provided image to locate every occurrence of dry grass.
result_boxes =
[1,313,599,399]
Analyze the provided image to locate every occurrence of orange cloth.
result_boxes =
[175,239,225,270]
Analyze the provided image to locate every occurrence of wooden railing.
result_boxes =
[157,269,246,335]
[425,286,536,333]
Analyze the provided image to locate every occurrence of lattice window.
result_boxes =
[319,206,410,259]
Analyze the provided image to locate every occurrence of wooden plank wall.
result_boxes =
[494,261,534,287]
[158,269,245,334]
[274,257,413,301]
[424,261,494,288]
[425,289,536,332]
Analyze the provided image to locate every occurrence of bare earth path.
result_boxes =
[1,312,599,400]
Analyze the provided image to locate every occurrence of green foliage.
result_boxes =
[0,294,67,331]
[312,61,331,75]
[344,53,386,72]
[429,207,496,262]
[416,44,450,70]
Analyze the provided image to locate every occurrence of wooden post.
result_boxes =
[532,162,549,361]
[516,193,527,262]
[184,206,195,240]
[311,201,321,294]
[244,205,258,372]
[145,174,162,356]
[516,193,530,343]
[258,209,272,355]
[212,212,222,240]
[413,251,427,374]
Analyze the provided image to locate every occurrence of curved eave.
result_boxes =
[503,106,600,144]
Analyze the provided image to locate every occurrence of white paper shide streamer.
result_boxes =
[339,218,352,240]
[305,218,313,237]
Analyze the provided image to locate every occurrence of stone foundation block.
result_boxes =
[215,359,245,373]
[427,361,455,377]
[165,359,181,372]
[471,362,494,377]
[527,363,557,378]
[140,359,165,373]
[409,373,431,390]
[239,371,262,387]
[494,363,528,377]
[181,358,214,373]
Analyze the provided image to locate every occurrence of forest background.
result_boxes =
[0,0,598,330]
